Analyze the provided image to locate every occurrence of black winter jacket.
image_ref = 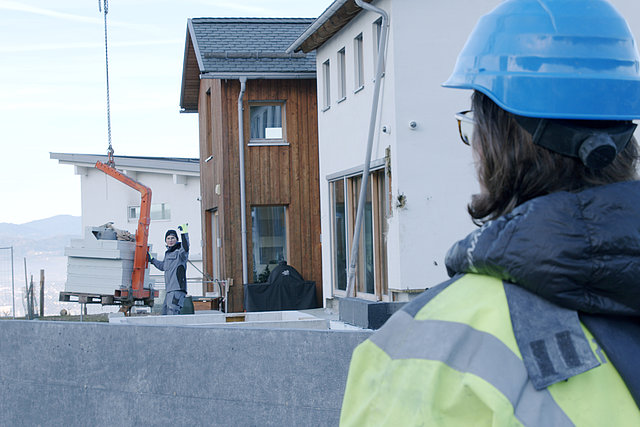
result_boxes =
[446,180,640,316]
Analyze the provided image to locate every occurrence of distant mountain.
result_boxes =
[0,215,82,317]
[0,215,81,240]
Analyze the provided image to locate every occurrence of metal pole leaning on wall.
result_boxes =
[346,0,389,298]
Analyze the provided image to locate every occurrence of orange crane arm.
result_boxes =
[95,161,152,298]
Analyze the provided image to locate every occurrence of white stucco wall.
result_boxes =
[316,0,503,302]
[315,0,640,302]
[77,166,203,294]
[385,0,504,294]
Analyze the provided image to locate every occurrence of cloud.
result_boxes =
[0,38,182,53]
[0,0,156,31]
[0,0,102,24]
[191,0,271,15]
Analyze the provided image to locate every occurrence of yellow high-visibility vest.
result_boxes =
[340,274,639,426]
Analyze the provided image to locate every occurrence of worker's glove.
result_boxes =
[178,223,189,234]
[147,252,153,262]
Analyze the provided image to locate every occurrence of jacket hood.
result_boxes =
[446,180,640,316]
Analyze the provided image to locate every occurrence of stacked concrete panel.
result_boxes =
[64,227,153,295]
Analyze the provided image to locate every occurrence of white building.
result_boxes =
[289,0,640,304]
[50,152,204,295]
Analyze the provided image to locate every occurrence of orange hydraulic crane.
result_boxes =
[95,160,157,307]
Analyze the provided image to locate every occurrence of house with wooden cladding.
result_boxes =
[179,18,321,312]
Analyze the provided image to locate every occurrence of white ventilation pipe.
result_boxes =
[237,77,249,284]
[346,0,389,298]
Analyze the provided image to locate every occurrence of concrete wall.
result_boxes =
[0,321,371,426]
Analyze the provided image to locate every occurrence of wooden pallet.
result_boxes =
[59,292,115,305]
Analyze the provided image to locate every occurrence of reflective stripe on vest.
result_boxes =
[369,310,574,427]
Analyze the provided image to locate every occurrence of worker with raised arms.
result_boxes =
[340,0,640,424]
[148,224,189,315]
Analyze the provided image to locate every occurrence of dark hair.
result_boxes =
[469,91,639,224]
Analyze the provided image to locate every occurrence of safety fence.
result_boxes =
[0,246,15,318]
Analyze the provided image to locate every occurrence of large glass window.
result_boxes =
[330,167,389,299]
[128,203,171,221]
[250,103,284,141]
[251,206,287,282]
[351,176,375,295]
[332,180,347,291]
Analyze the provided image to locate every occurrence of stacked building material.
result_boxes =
[64,226,153,295]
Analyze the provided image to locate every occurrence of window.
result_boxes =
[333,180,347,291]
[128,203,171,221]
[205,89,213,158]
[338,48,346,101]
[372,18,385,73]
[211,209,221,280]
[329,166,389,299]
[251,206,287,282]
[322,59,331,110]
[250,102,284,142]
[354,33,364,90]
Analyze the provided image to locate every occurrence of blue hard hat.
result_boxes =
[443,0,640,120]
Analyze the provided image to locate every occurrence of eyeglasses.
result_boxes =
[455,110,475,146]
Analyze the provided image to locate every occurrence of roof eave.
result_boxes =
[287,0,371,53]
[50,152,200,174]
[179,19,204,112]
[200,71,316,80]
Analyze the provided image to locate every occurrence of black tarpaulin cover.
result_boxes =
[244,261,318,311]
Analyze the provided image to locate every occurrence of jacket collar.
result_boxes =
[166,242,181,253]
[446,180,640,316]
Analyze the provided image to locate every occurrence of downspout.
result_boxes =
[346,0,389,298]
[238,77,249,284]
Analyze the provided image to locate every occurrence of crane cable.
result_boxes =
[98,0,114,167]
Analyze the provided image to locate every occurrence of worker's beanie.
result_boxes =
[165,229,178,240]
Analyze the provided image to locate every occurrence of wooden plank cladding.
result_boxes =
[198,78,322,312]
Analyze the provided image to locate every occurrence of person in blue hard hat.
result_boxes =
[340,0,640,425]
[148,224,189,315]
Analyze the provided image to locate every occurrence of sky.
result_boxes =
[0,0,330,224]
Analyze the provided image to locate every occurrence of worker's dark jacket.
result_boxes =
[341,181,640,425]
[151,233,189,293]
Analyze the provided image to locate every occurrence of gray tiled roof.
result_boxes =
[190,18,316,74]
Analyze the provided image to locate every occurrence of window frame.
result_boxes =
[127,202,171,222]
[248,101,287,146]
[322,59,331,111]
[250,205,289,283]
[353,33,364,92]
[328,161,389,301]
[372,17,385,76]
[337,47,347,102]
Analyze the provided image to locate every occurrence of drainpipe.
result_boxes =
[346,0,389,298]
[238,77,249,284]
